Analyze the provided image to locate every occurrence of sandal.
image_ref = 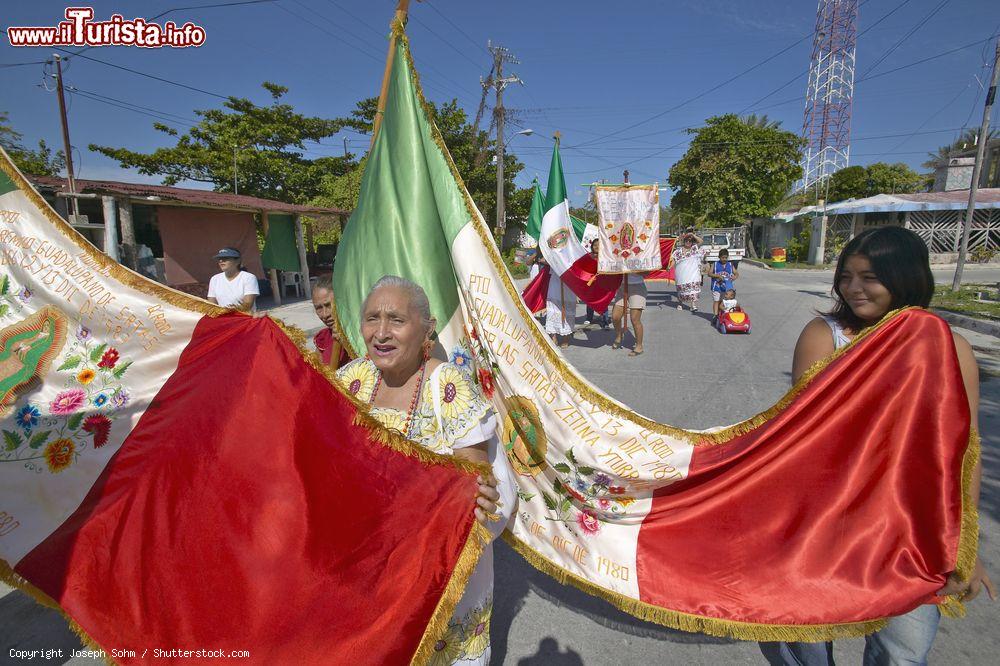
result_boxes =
[628,349,644,357]
[611,339,622,349]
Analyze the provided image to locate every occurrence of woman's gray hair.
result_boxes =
[363,275,435,330]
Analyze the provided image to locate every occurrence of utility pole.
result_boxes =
[953,38,1000,291]
[53,54,80,220]
[233,145,239,196]
[487,41,522,247]
[343,137,349,157]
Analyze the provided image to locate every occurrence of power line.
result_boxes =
[858,34,999,82]
[859,0,950,79]
[566,0,875,150]
[0,61,47,69]
[277,1,473,103]
[739,0,917,115]
[566,35,811,149]
[424,0,488,56]
[51,47,232,99]
[68,89,199,128]
[868,83,972,162]
[409,13,488,71]
[68,86,201,125]
[63,0,278,58]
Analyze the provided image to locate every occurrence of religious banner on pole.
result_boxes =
[594,185,661,273]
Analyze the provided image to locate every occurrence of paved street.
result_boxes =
[2,264,998,665]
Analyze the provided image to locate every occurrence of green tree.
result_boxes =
[863,162,924,195]
[90,82,353,203]
[569,200,598,225]
[0,111,65,177]
[667,114,805,228]
[740,113,781,129]
[827,162,923,202]
[922,128,1000,170]
[826,165,867,202]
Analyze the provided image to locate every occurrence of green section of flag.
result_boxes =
[544,139,568,210]
[261,214,301,272]
[526,179,545,240]
[333,36,468,354]
[528,178,585,242]
[0,168,18,197]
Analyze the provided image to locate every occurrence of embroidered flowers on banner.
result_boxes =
[541,447,637,537]
[2,323,135,474]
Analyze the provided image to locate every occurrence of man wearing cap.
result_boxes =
[207,247,259,312]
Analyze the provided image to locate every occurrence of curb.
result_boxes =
[932,309,1000,338]
[740,258,772,270]
[742,259,833,272]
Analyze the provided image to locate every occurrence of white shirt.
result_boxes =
[721,298,739,311]
[208,271,259,309]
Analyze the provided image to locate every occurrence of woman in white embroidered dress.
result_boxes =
[335,275,516,666]
[668,232,706,312]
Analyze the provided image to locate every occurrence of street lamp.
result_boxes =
[233,144,254,196]
[493,128,534,164]
[495,128,534,247]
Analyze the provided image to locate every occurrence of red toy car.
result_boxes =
[716,307,751,334]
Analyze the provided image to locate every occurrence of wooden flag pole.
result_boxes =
[370,0,412,149]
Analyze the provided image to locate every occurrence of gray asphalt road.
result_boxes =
[3,264,998,665]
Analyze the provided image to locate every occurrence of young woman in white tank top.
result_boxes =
[765,227,994,666]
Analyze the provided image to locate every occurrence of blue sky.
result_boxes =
[2,0,997,206]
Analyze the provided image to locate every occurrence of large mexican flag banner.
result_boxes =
[335,23,980,640]
[0,153,490,662]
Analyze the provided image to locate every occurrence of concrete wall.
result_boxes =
[157,207,263,286]
[933,158,975,191]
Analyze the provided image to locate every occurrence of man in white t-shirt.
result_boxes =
[207,247,260,311]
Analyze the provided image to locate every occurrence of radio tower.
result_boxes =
[799,0,859,193]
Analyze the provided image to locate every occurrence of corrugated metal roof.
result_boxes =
[774,188,1000,221]
[30,176,349,217]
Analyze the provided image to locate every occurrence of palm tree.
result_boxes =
[923,128,1000,169]
[740,114,782,129]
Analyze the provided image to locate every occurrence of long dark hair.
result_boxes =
[827,226,934,331]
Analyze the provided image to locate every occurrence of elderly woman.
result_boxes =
[335,275,516,666]
[668,232,706,312]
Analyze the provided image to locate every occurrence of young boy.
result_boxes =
[706,248,738,322]
[720,288,739,313]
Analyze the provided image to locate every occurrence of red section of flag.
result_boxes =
[645,237,676,282]
[560,254,623,314]
[521,265,550,315]
[636,309,969,625]
[15,314,480,664]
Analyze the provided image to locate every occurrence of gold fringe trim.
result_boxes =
[0,153,228,318]
[697,306,920,445]
[501,531,892,642]
[410,522,490,665]
[941,429,982,618]
[499,422,982,636]
[0,558,116,665]
[267,315,490,477]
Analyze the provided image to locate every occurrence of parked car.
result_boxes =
[701,232,745,266]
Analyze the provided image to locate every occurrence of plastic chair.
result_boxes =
[281,271,303,298]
